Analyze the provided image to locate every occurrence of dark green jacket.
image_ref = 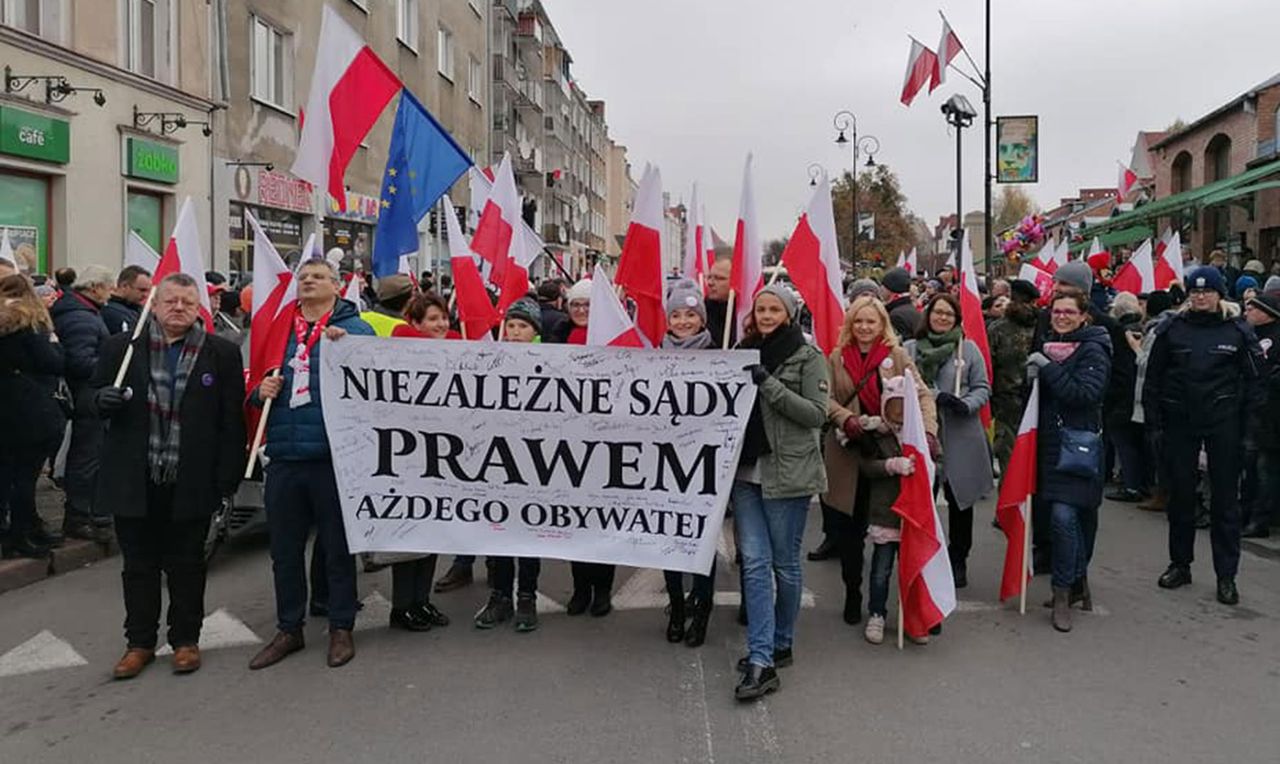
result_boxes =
[756,343,829,499]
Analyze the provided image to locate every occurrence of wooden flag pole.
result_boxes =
[111,286,157,388]
[766,266,782,286]
[1019,498,1031,615]
[897,590,905,650]
[722,289,736,349]
[243,369,280,479]
[953,354,964,396]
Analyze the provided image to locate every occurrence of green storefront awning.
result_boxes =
[1083,158,1280,237]
[1069,225,1155,253]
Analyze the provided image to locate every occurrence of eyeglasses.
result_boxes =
[568,301,590,311]
[1188,288,1217,296]
[931,309,957,318]
[1051,309,1082,317]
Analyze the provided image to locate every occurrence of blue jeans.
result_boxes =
[1050,501,1088,590]
[732,480,810,668]
[867,542,898,617]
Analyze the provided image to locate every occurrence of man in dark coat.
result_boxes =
[100,265,152,336]
[989,279,1040,472]
[1241,292,1280,538]
[704,258,735,347]
[1145,266,1264,606]
[49,265,112,541]
[880,267,921,341]
[536,280,569,343]
[90,273,246,679]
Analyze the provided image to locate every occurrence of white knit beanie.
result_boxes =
[567,278,592,303]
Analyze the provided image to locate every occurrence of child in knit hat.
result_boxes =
[664,279,713,350]
[503,296,542,343]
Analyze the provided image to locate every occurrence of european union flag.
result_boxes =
[372,90,472,277]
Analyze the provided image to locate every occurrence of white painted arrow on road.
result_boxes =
[0,630,88,678]
[156,609,262,655]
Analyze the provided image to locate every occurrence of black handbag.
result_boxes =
[1056,421,1102,478]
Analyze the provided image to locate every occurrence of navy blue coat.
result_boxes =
[255,298,374,462]
[100,295,141,336]
[0,318,66,448]
[1036,325,1112,509]
[49,290,108,396]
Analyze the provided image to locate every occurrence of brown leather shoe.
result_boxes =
[327,629,355,668]
[112,648,155,680]
[248,631,304,671]
[171,645,201,674]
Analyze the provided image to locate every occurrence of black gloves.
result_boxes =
[935,391,968,414]
[94,386,130,414]
[743,364,770,385]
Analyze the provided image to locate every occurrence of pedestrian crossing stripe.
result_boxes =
[0,630,88,678]
[156,609,262,655]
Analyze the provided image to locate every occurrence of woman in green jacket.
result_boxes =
[732,284,829,702]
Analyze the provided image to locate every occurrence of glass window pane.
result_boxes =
[253,19,269,98]
[140,0,155,77]
[273,30,285,104]
[23,0,41,33]
[127,192,164,254]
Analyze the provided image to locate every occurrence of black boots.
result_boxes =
[842,590,862,625]
[589,584,612,617]
[666,597,685,643]
[566,587,591,616]
[735,664,780,701]
[684,600,710,647]
[1051,587,1072,632]
[1216,577,1239,606]
[1157,564,1192,589]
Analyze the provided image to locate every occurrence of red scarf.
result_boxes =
[567,325,587,345]
[840,341,891,416]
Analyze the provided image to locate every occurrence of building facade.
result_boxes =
[1,0,216,274]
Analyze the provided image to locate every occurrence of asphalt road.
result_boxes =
[1,496,1277,764]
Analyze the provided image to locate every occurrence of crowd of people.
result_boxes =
[0,243,1276,702]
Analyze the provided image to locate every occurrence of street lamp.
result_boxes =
[807,163,825,187]
[832,110,879,266]
[941,94,978,271]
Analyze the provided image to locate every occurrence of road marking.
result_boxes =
[356,591,393,631]
[0,630,88,678]
[954,599,1110,616]
[156,609,261,655]
[675,652,716,764]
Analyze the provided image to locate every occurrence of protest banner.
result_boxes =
[320,337,759,574]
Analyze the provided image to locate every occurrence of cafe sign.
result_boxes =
[126,137,179,184]
[0,106,70,164]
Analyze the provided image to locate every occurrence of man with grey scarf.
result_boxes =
[89,273,246,680]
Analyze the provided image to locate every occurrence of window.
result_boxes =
[437,25,455,81]
[1205,133,1232,183]
[1,0,41,34]
[467,55,482,103]
[396,0,417,52]
[1171,151,1192,194]
[124,0,172,81]
[251,15,290,110]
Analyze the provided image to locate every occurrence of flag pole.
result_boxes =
[112,286,157,388]
[722,289,736,349]
[897,590,904,650]
[1019,497,1030,615]
[937,11,988,87]
[243,369,280,479]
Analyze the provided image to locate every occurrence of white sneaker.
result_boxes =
[864,614,885,644]
[908,633,930,645]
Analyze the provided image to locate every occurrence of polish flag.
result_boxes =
[892,369,957,638]
[1154,228,1184,289]
[586,265,644,348]
[1111,238,1156,295]
[397,254,419,290]
[701,205,715,276]
[125,230,161,270]
[1117,162,1139,202]
[291,5,401,209]
[996,380,1039,602]
[933,16,964,89]
[443,193,500,339]
[1034,238,1065,275]
[731,154,764,339]
[901,39,940,107]
[472,153,521,289]
[153,197,213,330]
[615,165,667,346]
[341,272,365,312]
[1017,263,1055,298]
[780,175,844,354]
[469,164,545,281]
[958,230,993,428]
[904,248,918,275]
[244,210,299,395]
[1085,237,1110,274]
[681,183,703,279]
[0,228,15,269]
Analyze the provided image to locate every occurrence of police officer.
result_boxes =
[1144,266,1264,605]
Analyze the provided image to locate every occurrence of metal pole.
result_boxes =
[983,0,993,280]
[851,125,859,268]
[956,121,963,266]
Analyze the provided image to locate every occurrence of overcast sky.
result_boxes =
[540,0,1279,243]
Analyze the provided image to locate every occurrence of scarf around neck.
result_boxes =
[662,329,714,350]
[146,317,205,485]
[736,323,806,465]
[913,327,962,385]
[840,341,891,416]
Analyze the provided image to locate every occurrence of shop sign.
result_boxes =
[327,191,381,224]
[126,137,179,184]
[257,169,313,213]
[0,106,70,164]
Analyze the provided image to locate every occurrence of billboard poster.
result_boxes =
[997,116,1039,183]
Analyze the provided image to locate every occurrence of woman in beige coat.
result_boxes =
[821,295,938,626]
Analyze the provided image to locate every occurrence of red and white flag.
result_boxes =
[904,247,918,274]
[958,230,993,428]
[472,153,523,293]
[901,39,940,107]
[153,197,213,330]
[125,230,161,271]
[468,164,544,281]
[443,193,500,340]
[1112,238,1156,295]
[996,380,1039,601]
[731,154,764,338]
[341,272,365,312]
[615,165,667,346]
[244,210,299,394]
[892,369,957,638]
[1154,228,1184,289]
[1034,238,1066,275]
[1085,237,1110,274]
[933,15,964,88]
[780,175,844,354]
[681,183,704,280]
[586,265,644,348]
[701,205,715,278]
[291,5,401,209]
[1117,162,1139,202]
[1017,262,1055,298]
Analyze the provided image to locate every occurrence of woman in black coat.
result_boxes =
[0,275,67,558]
[1027,291,1111,633]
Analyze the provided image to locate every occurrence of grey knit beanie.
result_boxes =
[665,278,707,324]
[756,283,798,319]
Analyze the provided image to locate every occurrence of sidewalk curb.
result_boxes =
[0,539,115,596]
